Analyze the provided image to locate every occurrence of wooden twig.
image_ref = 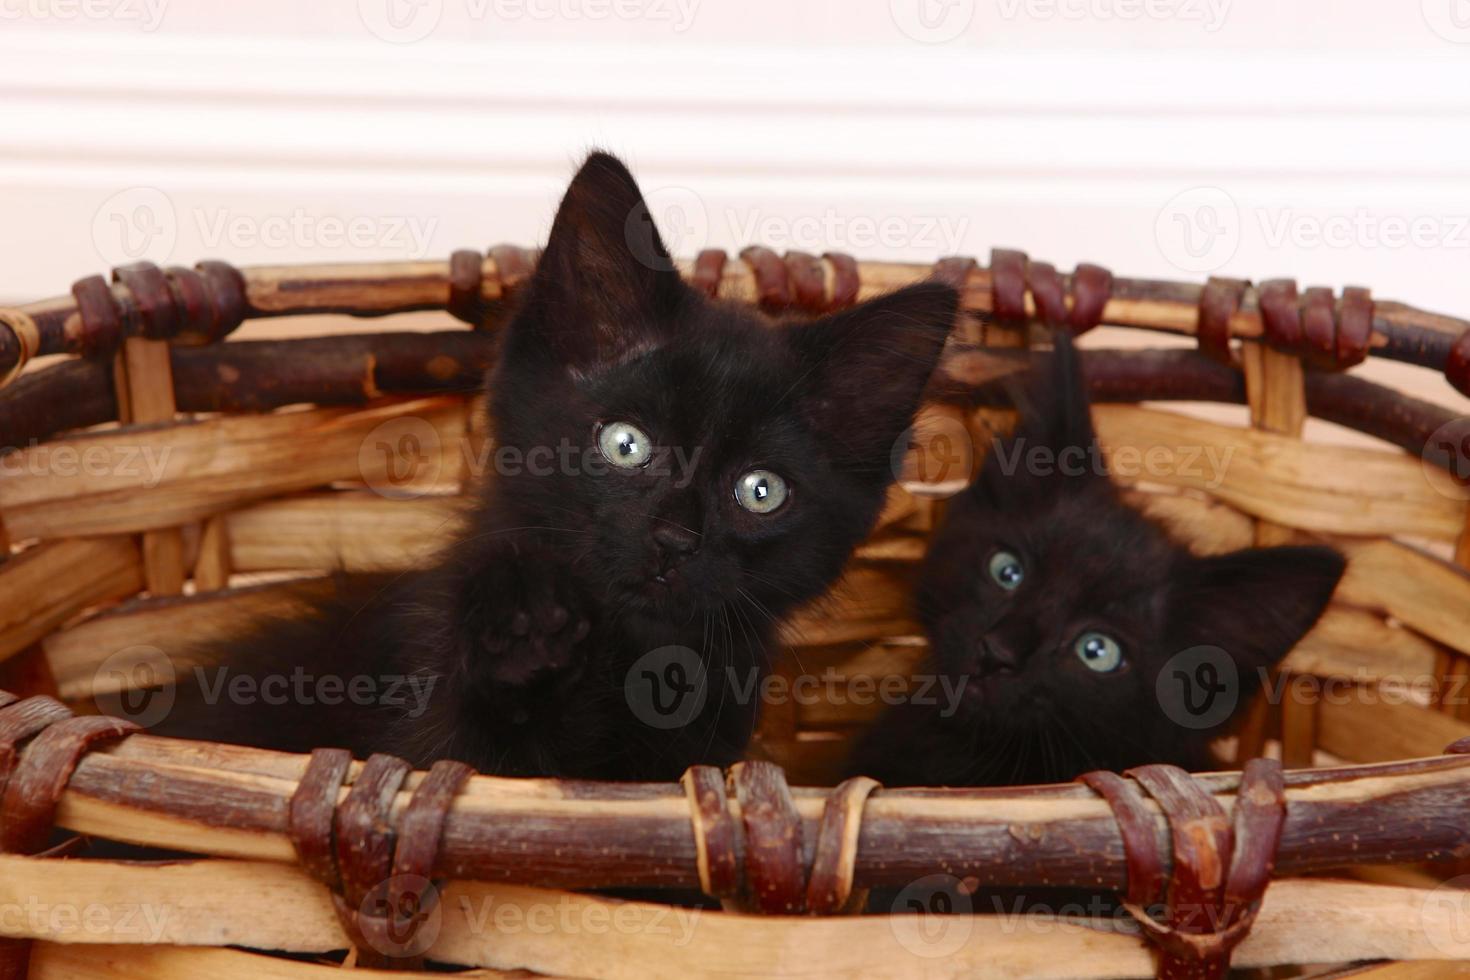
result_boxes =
[35,734,1470,891]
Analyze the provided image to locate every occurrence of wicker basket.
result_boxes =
[1,244,1469,979]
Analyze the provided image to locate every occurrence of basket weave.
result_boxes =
[0,244,1469,979]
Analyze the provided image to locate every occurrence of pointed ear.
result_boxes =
[972,331,1104,507]
[1017,332,1098,453]
[516,151,689,369]
[786,282,958,471]
[1167,546,1346,678]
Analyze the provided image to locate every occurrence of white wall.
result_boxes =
[2,0,1469,355]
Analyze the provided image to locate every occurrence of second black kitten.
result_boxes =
[847,334,1345,786]
[150,152,959,780]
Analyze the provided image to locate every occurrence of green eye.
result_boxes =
[987,550,1024,591]
[735,470,788,514]
[1075,631,1123,673]
[597,421,653,469]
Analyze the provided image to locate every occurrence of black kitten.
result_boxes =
[151,152,959,780]
[847,334,1344,786]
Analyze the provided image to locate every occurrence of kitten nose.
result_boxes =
[977,637,1019,673]
[652,523,700,560]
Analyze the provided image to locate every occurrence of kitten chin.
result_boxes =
[149,151,959,781]
[847,334,1345,788]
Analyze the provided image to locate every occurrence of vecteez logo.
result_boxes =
[93,187,178,268]
[1423,0,1470,42]
[1155,187,1241,274]
[624,646,708,729]
[360,416,445,500]
[889,874,975,957]
[0,0,168,30]
[92,646,177,728]
[1156,645,1238,730]
[626,186,709,273]
[1422,417,1470,503]
[358,0,444,42]
[889,0,976,43]
[890,414,976,497]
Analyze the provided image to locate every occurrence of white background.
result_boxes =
[2,0,1468,409]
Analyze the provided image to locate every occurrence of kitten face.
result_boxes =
[920,480,1179,729]
[495,309,889,622]
[917,336,1345,760]
[486,152,958,625]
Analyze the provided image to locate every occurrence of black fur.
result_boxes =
[150,152,958,780]
[846,334,1345,786]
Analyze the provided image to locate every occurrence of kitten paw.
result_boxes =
[469,556,593,699]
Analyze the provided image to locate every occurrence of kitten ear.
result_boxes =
[1022,332,1098,454]
[787,282,958,470]
[972,331,1104,507]
[1167,546,1346,679]
[516,151,688,369]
